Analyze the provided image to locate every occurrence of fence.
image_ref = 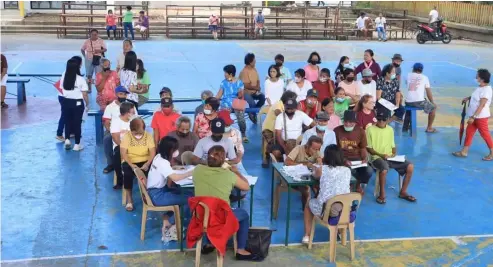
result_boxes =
[370,1,493,27]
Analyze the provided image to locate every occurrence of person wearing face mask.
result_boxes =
[298,89,321,119]
[147,136,195,237]
[301,112,337,154]
[194,96,220,139]
[312,68,335,102]
[354,49,382,81]
[391,54,403,82]
[304,51,322,83]
[168,116,199,165]
[95,59,119,111]
[339,68,360,108]
[334,110,373,195]
[367,108,416,204]
[270,54,292,88]
[194,90,214,119]
[321,97,342,130]
[333,87,358,121]
[264,65,284,106]
[219,110,245,164]
[335,56,352,86]
[357,69,377,100]
[111,102,137,190]
[376,64,404,123]
[356,95,376,130]
[287,68,313,102]
[192,118,239,166]
[116,39,133,74]
[151,97,180,145]
[120,117,156,211]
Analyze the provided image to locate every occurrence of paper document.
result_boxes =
[387,155,405,162]
[378,98,397,111]
[244,175,258,186]
[282,165,312,178]
[350,161,368,169]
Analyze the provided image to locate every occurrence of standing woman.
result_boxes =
[453,69,493,160]
[208,13,219,40]
[61,58,89,151]
[304,51,321,83]
[354,49,381,81]
[56,56,82,141]
[120,51,139,108]
[264,64,284,106]
[136,59,150,107]
[116,39,133,73]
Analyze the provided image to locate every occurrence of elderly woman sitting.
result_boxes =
[120,117,156,211]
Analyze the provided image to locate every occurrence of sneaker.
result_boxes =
[64,139,71,150]
[56,136,65,142]
[73,144,84,151]
[302,236,310,244]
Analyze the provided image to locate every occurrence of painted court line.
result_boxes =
[11,61,23,73]
[2,234,493,263]
[446,61,478,71]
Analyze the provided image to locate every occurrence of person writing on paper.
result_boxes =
[147,136,195,237]
[301,112,337,154]
[193,145,260,261]
[366,108,416,204]
[302,144,351,244]
[334,110,373,195]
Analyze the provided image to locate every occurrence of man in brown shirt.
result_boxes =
[167,116,199,165]
[1,54,8,108]
[239,53,265,123]
[334,110,373,194]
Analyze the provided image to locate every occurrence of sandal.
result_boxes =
[399,194,417,202]
[243,137,249,143]
[103,165,114,174]
[376,197,386,204]
[125,203,134,211]
[425,128,438,133]
[452,151,468,158]
[1,102,8,108]
[482,155,493,161]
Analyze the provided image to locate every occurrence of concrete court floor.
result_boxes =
[1,35,493,266]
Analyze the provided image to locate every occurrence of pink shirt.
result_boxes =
[209,16,219,26]
[327,114,341,130]
[106,14,116,26]
[339,81,359,96]
[96,71,119,99]
[81,38,106,60]
[303,65,320,83]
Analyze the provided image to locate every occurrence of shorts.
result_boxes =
[106,25,116,31]
[406,100,436,114]
[208,25,218,31]
[254,25,266,33]
[372,158,411,176]
[84,57,102,79]
[1,74,7,87]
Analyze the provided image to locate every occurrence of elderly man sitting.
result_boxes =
[301,112,336,154]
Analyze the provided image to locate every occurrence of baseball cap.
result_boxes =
[115,86,129,94]
[413,63,424,71]
[159,87,172,97]
[160,97,173,107]
[343,110,357,122]
[316,111,329,121]
[376,107,391,120]
[392,54,404,61]
[306,89,319,98]
[284,98,298,109]
[217,110,234,126]
[362,69,374,77]
[210,118,225,134]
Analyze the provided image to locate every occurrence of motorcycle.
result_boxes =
[416,18,452,44]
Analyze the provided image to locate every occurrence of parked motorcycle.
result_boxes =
[416,19,452,44]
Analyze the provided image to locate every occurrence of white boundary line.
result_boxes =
[2,234,493,263]
[446,61,478,71]
[11,61,23,73]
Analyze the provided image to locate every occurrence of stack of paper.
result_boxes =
[282,165,312,180]
[243,175,258,186]
[387,155,405,162]
[350,161,368,169]
[378,98,397,111]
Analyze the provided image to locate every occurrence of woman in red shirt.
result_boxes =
[312,68,335,102]
[356,94,376,130]
[298,89,320,119]
[105,10,117,40]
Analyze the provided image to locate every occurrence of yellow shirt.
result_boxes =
[366,125,395,161]
[262,101,284,132]
[120,131,155,163]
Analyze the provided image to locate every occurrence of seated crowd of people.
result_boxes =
[55,38,493,260]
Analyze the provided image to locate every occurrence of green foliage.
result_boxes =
[354,1,372,8]
[268,1,283,6]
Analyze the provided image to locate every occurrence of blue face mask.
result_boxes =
[224,126,231,132]
[344,126,354,132]
[336,97,345,103]
[343,63,353,69]
[316,125,327,132]
[202,100,206,105]
[390,74,397,80]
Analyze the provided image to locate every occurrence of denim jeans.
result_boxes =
[148,186,194,225]
[243,92,266,110]
[123,22,135,40]
[377,27,386,40]
[103,132,113,166]
[57,96,65,137]
[203,207,250,250]
[84,58,102,79]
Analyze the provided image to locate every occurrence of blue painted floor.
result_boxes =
[1,37,493,264]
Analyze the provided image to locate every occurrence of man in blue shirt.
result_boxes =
[254,9,266,39]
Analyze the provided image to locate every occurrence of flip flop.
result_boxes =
[125,203,134,212]
[243,137,249,143]
[452,151,468,158]
[399,194,417,202]
[425,128,438,133]
[482,155,493,161]
[376,197,386,204]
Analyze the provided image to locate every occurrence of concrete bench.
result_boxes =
[7,78,30,105]
[404,106,424,137]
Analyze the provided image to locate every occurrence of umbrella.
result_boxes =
[459,101,467,145]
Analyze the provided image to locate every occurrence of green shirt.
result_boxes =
[334,98,351,121]
[138,71,150,99]
[193,165,236,205]
[366,125,395,161]
[123,11,133,23]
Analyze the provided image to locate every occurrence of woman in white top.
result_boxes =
[264,65,284,105]
[453,69,493,161]
[146,136,194,233]
[287,68,313,102]
[116,39,133,73]
[302,144,351,244]
[120,51,139,108]
[61,57,89,151]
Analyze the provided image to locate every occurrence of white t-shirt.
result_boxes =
[265,79,284,105]
[406,73,431,102]
[120,69,138,102]
[110,116,131,149]
[60,72,88,99]
[468,85,492,118]
[274,110,313,140]
[286,80,313,102]
[356,17,367,30]
[146,154,173,189]
[103,100,140,121]
[375,17,386,28]
[357,80,377,100]
[429,9,439,23]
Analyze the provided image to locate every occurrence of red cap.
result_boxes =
[217,110,234,126]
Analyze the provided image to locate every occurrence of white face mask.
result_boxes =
[172,150,179,158]
[134,134,143,140]
[319,77,328,83]
[295,77,302,83]
[203,109,212,115]
[224,126,231,132]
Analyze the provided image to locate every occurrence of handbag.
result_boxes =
[245,227,273,261]
[90,41,101,66]
[232,98,247,111]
